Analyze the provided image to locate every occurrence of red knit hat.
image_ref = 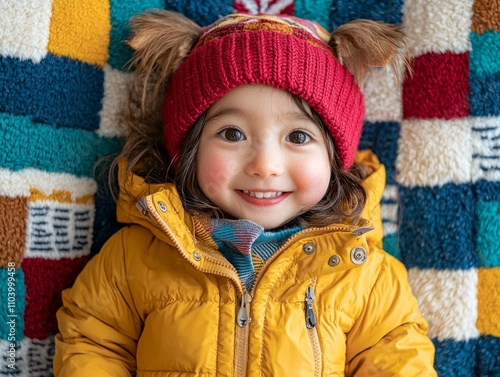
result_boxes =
[162,14,364,170]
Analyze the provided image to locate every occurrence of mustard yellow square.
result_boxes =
[477,267,500,336]
[48,0,110,67]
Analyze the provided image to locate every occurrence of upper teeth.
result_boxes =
[243,190,283,199]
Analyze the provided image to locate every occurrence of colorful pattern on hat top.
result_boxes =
[198,13,331,47]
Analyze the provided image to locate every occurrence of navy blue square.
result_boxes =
[360,121,400,184]
[91,162,123,256]
[0,55,104,130]
[469,73,500,117]
[475,180,500,201]
[433,338,478,377]
[330,0,403,28]
[398,184,478,269]
[165,0,234,25]
[477,336,500,376]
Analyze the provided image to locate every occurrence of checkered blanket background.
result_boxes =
[0,0,499,375]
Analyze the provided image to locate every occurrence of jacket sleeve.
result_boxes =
[344,252,437,376]
[54,228,142,377]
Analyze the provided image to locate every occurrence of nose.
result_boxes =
[245,144,284,178]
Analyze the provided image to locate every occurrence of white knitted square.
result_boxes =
[402,0,473,56]
[364,68,402,123]
[0,168,97,199]
[408,268,479,341]
[98,65,134,138]
[397,118,472,187]
[0,0,52,62]
[25,200,95,259]
[471,116,500,183]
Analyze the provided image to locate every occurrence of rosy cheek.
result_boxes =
[309,174,331,200]
[197,155,233,198]
[293,162,331,203]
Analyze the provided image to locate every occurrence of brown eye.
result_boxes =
[220,128,245,142]
[287,131,310,144]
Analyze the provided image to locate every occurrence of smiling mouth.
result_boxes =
[242,190,284,199]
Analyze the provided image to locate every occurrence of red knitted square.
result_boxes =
[403,52,469,120]
[21,256,89,339]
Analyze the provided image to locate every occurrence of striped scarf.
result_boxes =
[194,217,303,291]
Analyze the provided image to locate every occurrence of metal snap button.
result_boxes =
[328,255,340,267]
[193,251,201,261]
[350,247,367,265]
[158,201,167,212]
[303,242,316,254]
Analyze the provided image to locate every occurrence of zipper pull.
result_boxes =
[351,223,375,237]
[136,199,152,218]
[305,286,317,329]
[237,292,252,327]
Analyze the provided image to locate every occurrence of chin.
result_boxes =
[254,219,288,230]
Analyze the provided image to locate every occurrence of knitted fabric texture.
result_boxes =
[162,13,364,170]
[1,1,500,376]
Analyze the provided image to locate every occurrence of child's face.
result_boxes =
[196,84,331,229]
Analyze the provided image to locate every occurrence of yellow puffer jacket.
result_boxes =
[54,150,436,376]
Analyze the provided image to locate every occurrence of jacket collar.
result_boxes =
[135,187,375,294]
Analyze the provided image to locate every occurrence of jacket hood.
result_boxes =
[356,149,386,248]
[115,149,386,246]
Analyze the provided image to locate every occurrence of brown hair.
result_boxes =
[106,10,201,198]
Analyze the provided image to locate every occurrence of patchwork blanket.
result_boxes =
[0,0,499,375]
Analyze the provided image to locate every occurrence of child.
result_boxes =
[54,11,437,376]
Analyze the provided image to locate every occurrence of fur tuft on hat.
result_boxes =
[129,11,411,170]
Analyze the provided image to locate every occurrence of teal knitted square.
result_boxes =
[476,200,500,268]
[383,233,401,261]
[294,0,332,30]
[470,31,500,77]
[0,268,25,342]
[109,0,166,70]
[360,121,400,184]
[0,113,121,177]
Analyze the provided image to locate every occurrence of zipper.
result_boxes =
[234,292,252,376]
[306,282,322,377]
[237,292,252,327]
[305,286,317,329]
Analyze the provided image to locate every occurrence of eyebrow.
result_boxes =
[205,107,246,123]
[206,106,314,124]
